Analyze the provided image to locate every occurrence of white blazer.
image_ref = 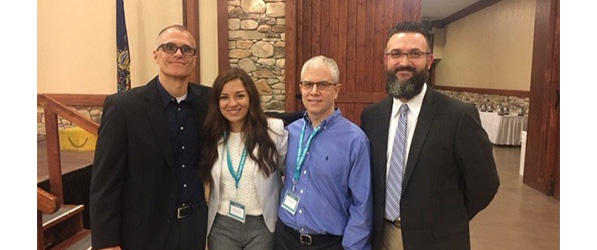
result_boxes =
[207,118,288,233]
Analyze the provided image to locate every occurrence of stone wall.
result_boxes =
[228,0,287,112]
[437,90,530,115]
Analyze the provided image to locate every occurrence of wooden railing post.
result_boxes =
[44,108,64,202]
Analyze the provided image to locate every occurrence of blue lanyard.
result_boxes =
[225,132,248,189]
[293,121,321,182]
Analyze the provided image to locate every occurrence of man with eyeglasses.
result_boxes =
[274,55,373,250]
[360,21,499,250]
[90,24,211,250]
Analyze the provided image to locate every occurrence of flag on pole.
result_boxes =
[117,0,131,92]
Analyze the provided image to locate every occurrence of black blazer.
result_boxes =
[360,86,499,250]
[90,77,211,249]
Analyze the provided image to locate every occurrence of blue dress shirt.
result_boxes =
[278,109,373,250]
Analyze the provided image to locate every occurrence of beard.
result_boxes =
[385,65,428,100]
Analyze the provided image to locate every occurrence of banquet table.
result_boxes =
[478,111,528,146]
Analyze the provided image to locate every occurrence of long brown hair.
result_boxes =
[198,67,280,188]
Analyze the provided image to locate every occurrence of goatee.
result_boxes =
[385,66,428,100]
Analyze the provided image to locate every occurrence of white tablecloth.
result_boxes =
[478,111,528,145]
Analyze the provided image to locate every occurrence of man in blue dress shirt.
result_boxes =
[274,55,373,250]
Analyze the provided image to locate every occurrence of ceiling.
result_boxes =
[422,0,480,21]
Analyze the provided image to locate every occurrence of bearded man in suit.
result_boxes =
[360,21,500,250]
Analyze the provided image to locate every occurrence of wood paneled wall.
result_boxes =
[524,0,559,200]
[285,0,422,125]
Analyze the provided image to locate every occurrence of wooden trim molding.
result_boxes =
[217,0,229,72]
[434,85,530,98]
[431,0,502,28]
[183,0,200,83]
[43,94,108,106]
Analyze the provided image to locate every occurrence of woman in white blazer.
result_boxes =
[199,68,288,250]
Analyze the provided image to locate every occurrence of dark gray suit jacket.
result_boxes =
[360,86,499,250]
[90,76,211,249]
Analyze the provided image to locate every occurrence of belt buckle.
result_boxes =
[177,205,190,219]
[299,234,312,245]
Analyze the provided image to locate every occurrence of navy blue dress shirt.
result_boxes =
[156,80,201,206]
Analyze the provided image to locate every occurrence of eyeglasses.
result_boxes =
[384,50,431,60]
[300,81,337,91]
[157,43,197,56]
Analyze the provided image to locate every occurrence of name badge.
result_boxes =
[281,190,300,215]
[229,200,246,223]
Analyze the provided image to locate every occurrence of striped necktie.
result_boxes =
[385,104,408,221]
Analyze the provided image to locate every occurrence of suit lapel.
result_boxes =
[143,78,176,173]
[370,97,393,189]
[402,87,437,190]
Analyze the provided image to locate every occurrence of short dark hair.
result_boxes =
[388,21,432,51]
[157,24,190,37]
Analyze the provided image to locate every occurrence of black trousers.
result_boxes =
[273,220,343,250]
[164,202,208,250]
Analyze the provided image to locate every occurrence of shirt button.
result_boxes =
[182,164,186,168]
[181,145,185,150]
[180,126,184,130]
[303,170,307,174]
[183,184,187,188]
[178,107,181,111]
[299,209,302,214]
[300,189,303,194]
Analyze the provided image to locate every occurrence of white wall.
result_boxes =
[433,0,536,91]
[37,0,219,94]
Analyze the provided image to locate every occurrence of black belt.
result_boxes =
[384,218,402,228]
[281,222,342,246]
[176,203,200,219]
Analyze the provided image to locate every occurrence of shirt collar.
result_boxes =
[156,78,193,107]
[302,108,342,130]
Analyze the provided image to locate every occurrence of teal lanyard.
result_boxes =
[293,122,321,183]
[225,132,248,189]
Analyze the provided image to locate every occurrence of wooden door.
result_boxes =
[285,0,422,125]
[524,0,559,200]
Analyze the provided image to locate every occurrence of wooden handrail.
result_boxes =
[38,93,101,202]
[37,94,100,136]
[45,93,107,106]
[37,187,60,214]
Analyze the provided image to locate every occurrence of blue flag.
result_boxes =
[117,0,131,92]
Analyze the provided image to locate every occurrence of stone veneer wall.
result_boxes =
[437,90,530,115]
[228,0,287,112]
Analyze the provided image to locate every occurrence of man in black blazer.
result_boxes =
[360,21,499,250]
[90,24,211,250]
